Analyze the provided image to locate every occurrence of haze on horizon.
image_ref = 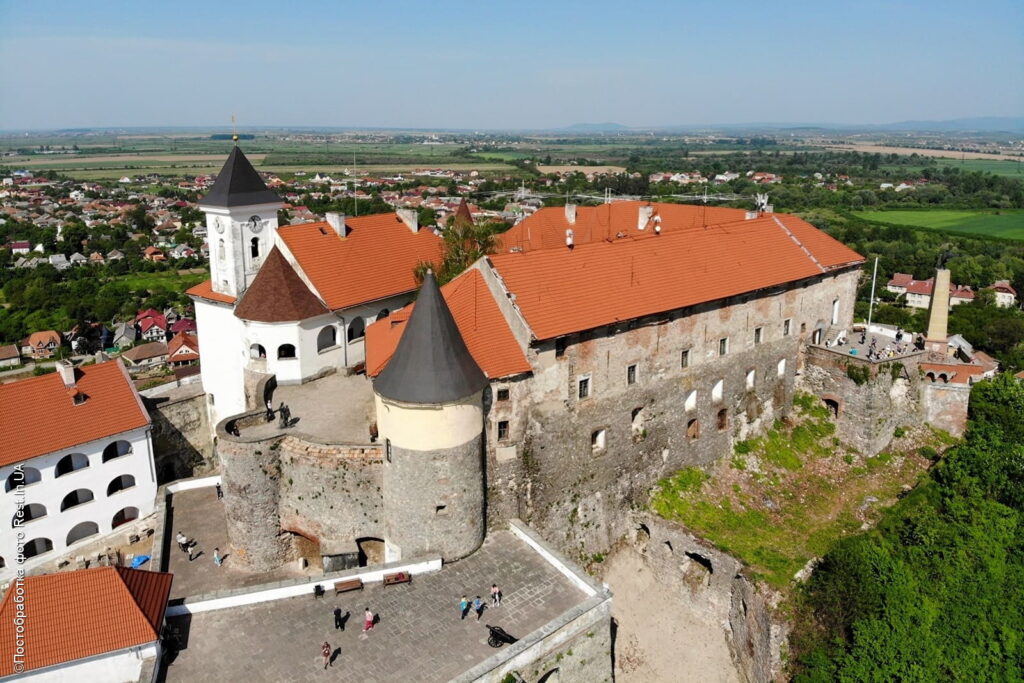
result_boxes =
[0,0,1021,131]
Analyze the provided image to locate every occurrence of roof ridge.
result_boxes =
[771,215,826,273]
[113,567,163,637]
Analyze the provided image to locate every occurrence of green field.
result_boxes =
[116,269,208,292]
[855,209,1024,240]
[881,158,1024,178]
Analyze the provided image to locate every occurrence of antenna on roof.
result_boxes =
[755,192,770,214]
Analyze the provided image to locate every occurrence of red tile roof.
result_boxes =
[20,330,61,349]
[990,279,1018,296]
[489,212,863,341]
[168,332,200,361]
[186,279,237,305]
[366,268,531,380]
[0,567,173,676]
[887,272,914,288]
[233,246,329,322]
[0,359,150,466]
[279,214,443,310]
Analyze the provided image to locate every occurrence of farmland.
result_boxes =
[854,209,1024,240]
[882,157,1024,178]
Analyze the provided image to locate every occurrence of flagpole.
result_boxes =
[866,257,879,333]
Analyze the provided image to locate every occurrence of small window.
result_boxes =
[831,298,840,326]
[717,408,728,431]
[712,379,723,402]
[686,419,700,440]
[496,388,510,402]
[497,420,509,441]
[684,390,697,412]
[317,325,337,352]
[777,358,787,378]
[591,429,606,452]
[680,349,690,368]
[719,338,729,356]
[250,237,260,259]
[385,438,392,463]
[578,376,591,400]
[753,327,763,345]
[555,338,567,358]
[627,364,637,385]
[783,319,792,336]
[435,505,448,516]
[746,369,755,390]
[277,344,296,359]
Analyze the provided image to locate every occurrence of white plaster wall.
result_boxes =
[0,427,157,581]
[335,292,413,367]
[10,642,157,682]
[376,392,483,451]
[195,299,246,423]
[200,202,281,298]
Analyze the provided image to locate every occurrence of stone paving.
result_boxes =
[243,371,377,443]
[163,531,587,683]
[166,487,308,599]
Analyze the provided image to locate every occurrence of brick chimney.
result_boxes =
[57,359,76,388]
[325,212,348,237]
[396,208,419,233]
[925,268,951,354]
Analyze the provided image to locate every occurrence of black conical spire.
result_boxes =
[200,147,281,208]
[374,272,487,404]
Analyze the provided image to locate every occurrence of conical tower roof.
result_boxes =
[374,272,487,404]
[453,197,474,225]
[200,146,282,208]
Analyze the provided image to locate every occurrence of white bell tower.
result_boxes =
[198,143,284,298]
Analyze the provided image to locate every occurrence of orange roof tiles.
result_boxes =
[186,279,236,305]
[168,332,200,361]
[366,269,530,380]
[0,359,149,467]
[233,246,329,322]
[279,214,443,310]
[489,212,864,341]
[0,567,173,676]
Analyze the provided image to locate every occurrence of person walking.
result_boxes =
[334,607,346,630]
[321,641,332,670]
[459,595,469,620]
[473,596,485,621]
[213,547,222,567]
[176,532,188,554]
[215,482,223,499]
[362,607,375,633]
[490,584,502,607]
[265,398,274,422]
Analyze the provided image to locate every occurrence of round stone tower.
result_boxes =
[373,271,488,563]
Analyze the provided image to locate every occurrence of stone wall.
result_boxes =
[624,513,784,683]
[147,392,216,482]
[922,383,970,437]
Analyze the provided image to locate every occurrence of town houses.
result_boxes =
[888,272,1018,310]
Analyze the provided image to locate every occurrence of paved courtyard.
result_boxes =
[166,487,309,599]
[163,531,587,683]
[242,371,377,443]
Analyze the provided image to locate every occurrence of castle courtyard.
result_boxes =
[162,531,591,683]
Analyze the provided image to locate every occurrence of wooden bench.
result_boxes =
[382,571,411,586]
[334,578,364,594]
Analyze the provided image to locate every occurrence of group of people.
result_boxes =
[459,584,503,621]
[176,530,223,567]
[265,399,292,428]
[321,607,376,669]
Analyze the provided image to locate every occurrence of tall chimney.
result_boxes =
[925,269,951,354]
[564,203,577,225]
[638,204,655,231]
[396,208,419,233]
[325,211,348,237]
[57,359,76,388]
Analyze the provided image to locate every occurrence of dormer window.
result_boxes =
[69,388,86,405]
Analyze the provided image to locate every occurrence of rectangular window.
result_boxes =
[578,376,591,400]
[497,420,509,441]
[719,337,729,356]
[831,299,840,325]
[777,358,787,378]
[496,388,510,401]
[746,369,755,390]
[681,349,690,368]
[555,338,567,358]
[627,364,637,385]
[783,319,792,336]
[754,327,763,345]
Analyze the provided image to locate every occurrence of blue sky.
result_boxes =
[0,0,1021,130]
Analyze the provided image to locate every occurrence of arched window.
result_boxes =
[55,453,89,478]
[12,503,46,527]
[347,317,366,342]
[0,556,4,569]
[717,408,728,431]
[376,308,390,321]
[250,343,266,359]
[107,474,136,496]
[250,237,260,259]
[712,379,724,403]
[5,466,41,492]
[317,325,337,352]
[112,507,139,529]
[277,344,296,360]
[66,521,99,546]
[687,419,701,440]
[22,538,52,559]
[102,440,132,463]
[824,398,840,418]
[631,407,645,434]
[217,239,225,262]
[60,488,94,512]
[831,298,840,325]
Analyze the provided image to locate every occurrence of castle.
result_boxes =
[186,146,872,570]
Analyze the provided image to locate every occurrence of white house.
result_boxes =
[187,146,443,427]
[990,280,1018,308]
[0,566,172,680]
[0,360,156,582]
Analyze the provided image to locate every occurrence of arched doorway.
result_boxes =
[356,537,385,566]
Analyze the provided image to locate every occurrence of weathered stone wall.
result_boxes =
[922,383,970,437]
[383,436,485,562]
[801,347,922,455]
[483,268,860,560]
[148,392,216,482]
[624,513,784,683]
